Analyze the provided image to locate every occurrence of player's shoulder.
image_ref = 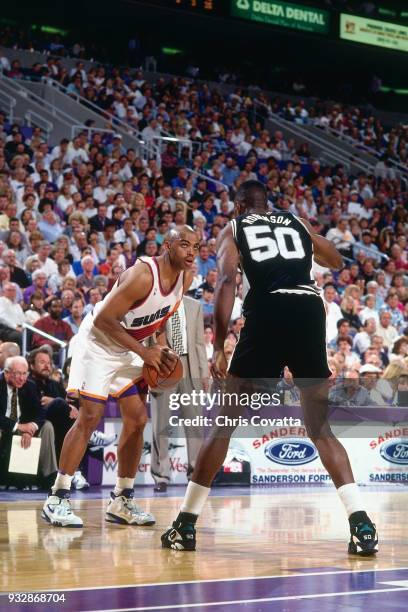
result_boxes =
[118,257,154,286]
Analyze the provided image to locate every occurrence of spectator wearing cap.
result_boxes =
[0,282,25,346]
[32,298,73,351]
[359,364,384,405]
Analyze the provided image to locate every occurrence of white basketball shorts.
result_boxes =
[67,313,145,403]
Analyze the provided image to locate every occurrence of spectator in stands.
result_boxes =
[324,283,342,343]
[353,318,377,356]
[326,218,355,257]
[196,244,216,278]
[23,270,48,305]
[32,298,73,350]
[25,291,46,326]
[200,285,215,320]
[0,342,20,371]
[0,283,25,346]
[359,364,384,405]
[329,369,377,407]
[2,249,30,288]
[83,287,102,315]
[377,311,399,351]
[381,293,405,333]
[63,296,85,334]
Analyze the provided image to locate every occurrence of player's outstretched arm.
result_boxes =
[300,217,343,270]
[93,263,175,373]
[213,223,240,351]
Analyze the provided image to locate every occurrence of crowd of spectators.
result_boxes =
[0,49,406,411]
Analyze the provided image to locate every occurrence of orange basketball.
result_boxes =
[142,354,183,391]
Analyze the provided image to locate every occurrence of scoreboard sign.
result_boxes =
[340,13,408,53]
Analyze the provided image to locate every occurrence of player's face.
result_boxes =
[168,233,200,270]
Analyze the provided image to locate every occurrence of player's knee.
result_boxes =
[124,413,148,432]
[77,409,102,432]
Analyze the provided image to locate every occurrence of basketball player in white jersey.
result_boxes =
[42,226,199,528]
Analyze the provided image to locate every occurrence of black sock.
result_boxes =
[349,510,370,529]
[176,511,198,527]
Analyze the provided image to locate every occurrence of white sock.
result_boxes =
[337,483,364,516]
[180,481,210,516]
[114,477,135,496]
[52,472,73,494]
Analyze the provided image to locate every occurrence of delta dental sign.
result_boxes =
[231,0,329,34]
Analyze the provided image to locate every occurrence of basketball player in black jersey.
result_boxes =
[162,181,378,556]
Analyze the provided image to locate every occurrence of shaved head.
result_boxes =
[235,180,267,213]
[164,225,197,244]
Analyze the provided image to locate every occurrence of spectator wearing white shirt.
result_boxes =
[324,283,342,343]
[0,283,25,346]
[326,218,355,257]
[377,311,398,351]
[360,295,380,326]
[36,242,58,278]
[353,318,377,355]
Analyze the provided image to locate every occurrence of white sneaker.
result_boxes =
[42,491,83,528]
[88,430,117,451]
[105,489,155,526]
[72,471,90,490]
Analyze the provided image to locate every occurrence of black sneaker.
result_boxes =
[348,516,378,556]
[161,521,196,551]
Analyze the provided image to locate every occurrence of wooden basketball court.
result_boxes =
[1,486,407,610]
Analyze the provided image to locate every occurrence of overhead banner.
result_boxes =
[231,0,329,33]
[340,13,408,53]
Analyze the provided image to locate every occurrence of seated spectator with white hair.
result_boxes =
[76,255,96,294]
[0,282,25,346]
[23,269,49,305]
[0,355,57,488]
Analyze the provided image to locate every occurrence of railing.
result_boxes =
[22,323,67,368]
[0,90,16,122]
[253,99,374,174]
[185,167,228,192]
[70,123,120,140]
[25,111,53,140]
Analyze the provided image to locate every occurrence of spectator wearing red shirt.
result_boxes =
[32,298,73,350]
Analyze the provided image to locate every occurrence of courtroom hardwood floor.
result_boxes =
[1,487,407,594]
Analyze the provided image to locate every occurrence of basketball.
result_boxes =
[142,352,183,391]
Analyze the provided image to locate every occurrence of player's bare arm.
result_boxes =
[300,217,343,270]
[93,262,175,374]
[211,223,240,379]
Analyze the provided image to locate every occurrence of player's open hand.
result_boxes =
[211,350,228,379]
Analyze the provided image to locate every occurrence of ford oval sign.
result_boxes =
[264,438,318,465]
[380,439,408,465]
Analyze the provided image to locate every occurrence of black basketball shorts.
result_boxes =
[228,292,331,381]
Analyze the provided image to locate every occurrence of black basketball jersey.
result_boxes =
[231,211,320,298]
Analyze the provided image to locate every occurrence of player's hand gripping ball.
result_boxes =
[142,347,183,391]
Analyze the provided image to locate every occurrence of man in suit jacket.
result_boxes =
[0,356,57,486]
[150,296,209,492]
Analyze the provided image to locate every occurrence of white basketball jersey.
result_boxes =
[93,256,184,342]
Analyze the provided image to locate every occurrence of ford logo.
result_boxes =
[264,438,318,465]
[380,439,408,465]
